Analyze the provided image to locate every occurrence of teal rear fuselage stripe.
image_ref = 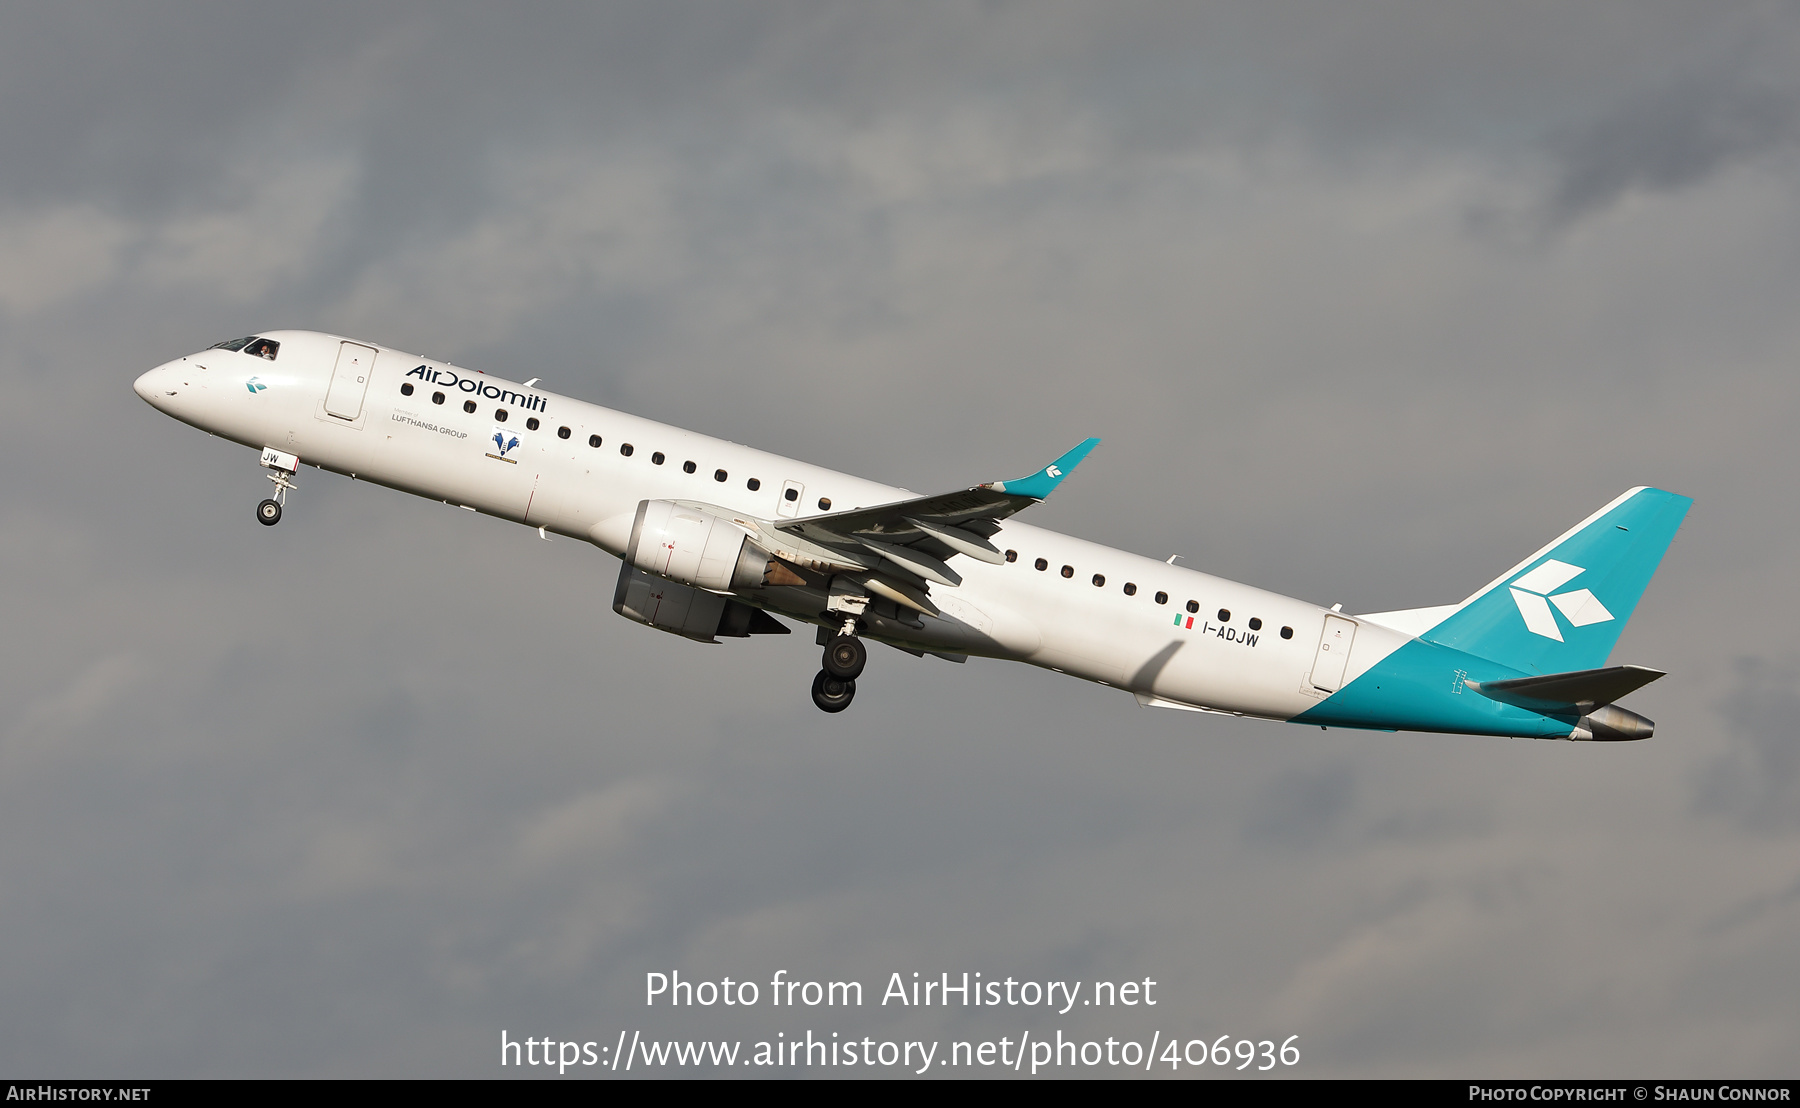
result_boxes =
[1291,638,1576,737]
[1295,486,1692,737]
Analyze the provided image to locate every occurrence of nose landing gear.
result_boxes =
[256,446,300,527]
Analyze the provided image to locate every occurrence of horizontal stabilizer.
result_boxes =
[1468,664,1665,712]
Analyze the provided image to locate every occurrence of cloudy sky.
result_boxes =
[3,1,1798,1078]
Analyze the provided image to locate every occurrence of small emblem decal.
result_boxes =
[245,376,267,394]
[486,427,521,463]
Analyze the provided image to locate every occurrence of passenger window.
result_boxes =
[682,460,696,474]
[1186,600,1199,614]
[1280,626,1293,639]
[463,400,477,413]
[818,497,832,511]
[557,426,571,440]
[400,383,414,396]
[1005,550,1018,563]
[1218,609,1231,622]
[784,487,799,502]
[526,417,540,431]
[495,409,508,422]
[1248,617,1262,631]
[1034,558,1048,571]
[1061,565,1074,578]
[588,434,601,447]
[432,391,445,405]
[620,443,634,456]
[652,452,665,465]
[747,477,762,491]
[1092,574,1105,587]
[1154,591,1168,604]
[1123,582,1137,596]
[714,469,728,482]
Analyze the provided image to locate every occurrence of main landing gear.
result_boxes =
[811,669,856,713]
[256,447,300,526]
[810,619,868,713]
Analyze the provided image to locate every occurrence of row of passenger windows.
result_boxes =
[396,382,1289,630]
[400,381,835,509]
[394,384,1287,631]
[1002,550,1294,638]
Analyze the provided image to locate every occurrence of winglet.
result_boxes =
[981,438,1100,501]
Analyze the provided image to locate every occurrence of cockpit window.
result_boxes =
[211,336,279,360]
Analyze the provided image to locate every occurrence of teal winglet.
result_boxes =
[985,438,1100,500]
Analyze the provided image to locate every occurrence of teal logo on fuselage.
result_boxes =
[245,376,267,394]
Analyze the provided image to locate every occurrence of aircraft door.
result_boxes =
[1310,614,1358,692]
[325,341,377,420]
[777,479,805,518]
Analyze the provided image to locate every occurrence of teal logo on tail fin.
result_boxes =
[1420,487,1691,674]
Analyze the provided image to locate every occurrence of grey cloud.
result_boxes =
[1547,79,1800,224]
[1694,657,1800,831]
[4,0,1800,1079]
[1243,763,1357,847]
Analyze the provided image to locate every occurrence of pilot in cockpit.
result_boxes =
[247,338,279,360]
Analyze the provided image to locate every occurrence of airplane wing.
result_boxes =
[767,438,1100,590]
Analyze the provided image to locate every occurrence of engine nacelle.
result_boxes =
[613,563,790,642]
[626,499,771,592]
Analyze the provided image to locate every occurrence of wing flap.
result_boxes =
[852,536,963,587]
[904,516,1005,564]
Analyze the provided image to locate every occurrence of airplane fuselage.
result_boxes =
[134,330,1683,738]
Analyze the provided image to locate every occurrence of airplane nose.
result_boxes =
[134,362,183,406]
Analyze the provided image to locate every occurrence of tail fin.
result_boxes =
[1412,487,1692,674]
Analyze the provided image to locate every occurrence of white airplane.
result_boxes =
[135,330,1690,736]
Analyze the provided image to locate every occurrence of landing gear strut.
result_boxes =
[811,614,867,712]
[256,447,299,527]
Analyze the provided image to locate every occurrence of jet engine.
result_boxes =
[625,499,775,592]
[613,563,790,642]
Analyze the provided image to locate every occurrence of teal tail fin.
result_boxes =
[1417,487,1692,674]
